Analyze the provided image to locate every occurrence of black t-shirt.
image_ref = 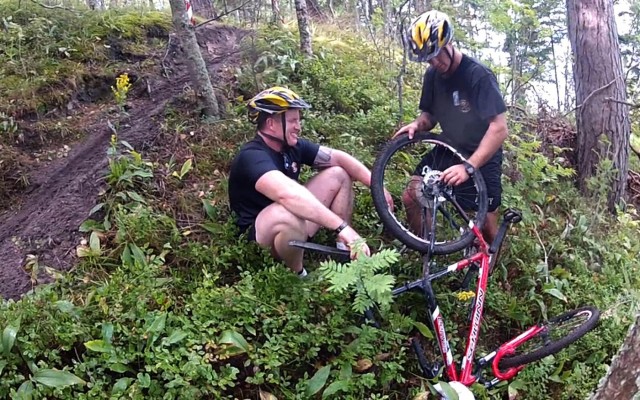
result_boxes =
[419,54,506,158]
[228,135,320,231]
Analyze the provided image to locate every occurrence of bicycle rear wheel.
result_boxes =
[371,132,487,254]
[498,306,600,369]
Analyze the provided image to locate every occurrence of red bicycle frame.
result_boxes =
[391,213,536,388]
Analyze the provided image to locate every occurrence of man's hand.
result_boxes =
[393,121,420,139]
[338,226,370,259]
[441,164,470,186]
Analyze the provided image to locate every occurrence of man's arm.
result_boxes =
[256,170,344,230]
[466,113,508,168]
[393,111,438,138]
[312,146,395,210]
[312,146,371,186]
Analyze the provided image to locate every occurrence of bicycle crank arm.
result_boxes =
[288,240,350,259]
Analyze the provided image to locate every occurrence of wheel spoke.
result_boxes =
[371,133,488,254]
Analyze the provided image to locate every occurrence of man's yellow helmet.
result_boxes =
[406,10,454,62]
[247,86,311,124]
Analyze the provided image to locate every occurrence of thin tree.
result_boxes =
[566,0,630,211]
[168,0,220,118]
[191,0,215,18]
[294,0,313,56]
[271,0,284,25]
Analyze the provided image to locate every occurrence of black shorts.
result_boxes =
[413,146,502,212]
[238,224,257,242]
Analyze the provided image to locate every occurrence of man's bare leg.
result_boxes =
[304,166,354,238]
[254,203,308,273]
[401,175,427,235]
[482,209,499,246]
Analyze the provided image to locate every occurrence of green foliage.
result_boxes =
[319,248,399,313]
[0,3,170,116]
[2,11,640,400]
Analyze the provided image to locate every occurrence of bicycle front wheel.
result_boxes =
[371,132,488,254]
[498,306,600,369]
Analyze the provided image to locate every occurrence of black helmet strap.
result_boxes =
[443,46,456,75]
[258,112,290,149]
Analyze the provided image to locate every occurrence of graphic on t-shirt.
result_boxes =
[452,90,460,106]
[459,99,471,113]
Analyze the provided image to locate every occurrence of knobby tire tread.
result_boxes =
[371,132,487,254]
[499,306,600,369]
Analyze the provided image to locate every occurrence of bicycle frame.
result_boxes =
[392,220,541,387]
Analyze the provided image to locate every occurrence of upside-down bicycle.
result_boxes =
[293,132,600,397]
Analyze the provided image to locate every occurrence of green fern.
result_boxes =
[319,248,399,313]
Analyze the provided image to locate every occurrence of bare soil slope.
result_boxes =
[0,25,249,300]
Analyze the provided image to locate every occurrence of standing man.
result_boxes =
[229,87,393,276]
[396,10,508,245]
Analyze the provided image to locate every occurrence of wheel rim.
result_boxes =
[372,133,487,254]
[508,309,595,357]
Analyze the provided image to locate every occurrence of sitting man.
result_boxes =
[228,86,393,277]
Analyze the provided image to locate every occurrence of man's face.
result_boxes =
[270,109,302,146]
[428,44,453,74]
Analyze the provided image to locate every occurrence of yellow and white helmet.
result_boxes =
[247,86,311,124]
[406,10,454,62]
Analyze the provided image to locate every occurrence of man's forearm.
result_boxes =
[416,111,436,131]
[468,121,508,168]
[279,187,343,230]
[332,150,373,187]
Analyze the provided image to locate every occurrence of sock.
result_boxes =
[298,268,308,278]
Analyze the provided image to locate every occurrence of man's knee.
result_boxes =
[255,205,307,245]
[318,166,351,186]
[402,176,423,207]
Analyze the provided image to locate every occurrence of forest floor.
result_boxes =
[0,25,249,300]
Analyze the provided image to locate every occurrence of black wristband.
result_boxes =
[334,221,348,235]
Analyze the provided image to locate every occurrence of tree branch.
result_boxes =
[562,76,620,117]
[29,0,76,12]
[604,97,640,109]
[195,0,251,29]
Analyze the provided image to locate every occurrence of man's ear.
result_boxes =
[265,115,276,129]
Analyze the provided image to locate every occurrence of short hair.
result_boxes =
[256,113,273,130]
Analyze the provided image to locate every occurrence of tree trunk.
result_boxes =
[271,0,284,25]
[305,0,326,20]
[567,0,630,212]
[168,0,220,118]
[294,0,313,56]
[590,313,640,399]
[190,0,215,18]
[551,36,561,110]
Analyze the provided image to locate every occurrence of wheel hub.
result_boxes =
[414,168,451,207]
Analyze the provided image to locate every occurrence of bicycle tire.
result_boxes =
[498,306,600,369]
[371,132,488,254]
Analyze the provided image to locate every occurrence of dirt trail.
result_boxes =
[0,25,249,300]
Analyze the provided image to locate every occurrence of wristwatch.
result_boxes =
[462,161,476,176]
[335,221,349,235]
